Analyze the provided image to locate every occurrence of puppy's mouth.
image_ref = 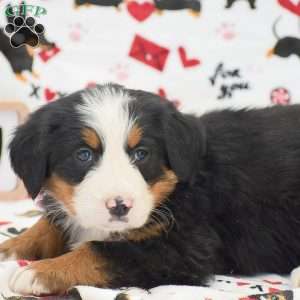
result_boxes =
[109,216,129,223]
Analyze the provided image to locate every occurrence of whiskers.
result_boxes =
[43,198,66,223]
[150,202,177,235]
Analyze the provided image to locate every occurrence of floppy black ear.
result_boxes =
[9,115,48,199]
[164,110,206,182]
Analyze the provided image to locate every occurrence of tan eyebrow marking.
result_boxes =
[81,127,101,149]
[127,124,143,149]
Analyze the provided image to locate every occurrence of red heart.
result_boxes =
[269,287,281,293]
[38,46,60,63]
[178,46,200,68]
[236,281,251,286]
[278,0,300,16]
[127,1,155,22]
[157,88,181,109]
[44,88,57,102]
[158,88,167,98]
[0,221,11,226]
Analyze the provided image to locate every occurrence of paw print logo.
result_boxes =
[4,16,45,48]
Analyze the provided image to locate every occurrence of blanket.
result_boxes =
[1,0,300,113]
[0,200,298,300]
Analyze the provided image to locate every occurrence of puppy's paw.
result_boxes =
[9,266,50,295]
[291,266,300,287]
[115,288,149,300]
[9,259,75,295]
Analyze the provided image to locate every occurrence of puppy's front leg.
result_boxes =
[10,235,216,295]
[9,243,107,295]
[0,217,65,261]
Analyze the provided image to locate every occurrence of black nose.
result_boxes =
[109,198,131,217]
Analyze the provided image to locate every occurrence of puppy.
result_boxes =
[74,0,123,8]
[154,0,201,16]
[2,84,300,295]
[225,0,256,9]
[267,17,300,59]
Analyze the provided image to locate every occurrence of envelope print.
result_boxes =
[129,34,170,72]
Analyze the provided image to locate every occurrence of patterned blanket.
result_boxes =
[1,0,299,113]
[0,200,298,300]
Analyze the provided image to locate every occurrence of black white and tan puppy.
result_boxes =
[267,17,300,59]
[225,0,256,9]
[3,84,300,295]
[154,0,201,16]
[74,0,123,9]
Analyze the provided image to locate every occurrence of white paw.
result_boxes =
[116,288,150,300]
[0,252,17,262]
[291,266,300,287]
[9,266,49,295]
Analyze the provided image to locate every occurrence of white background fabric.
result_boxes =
[0,0,299,114]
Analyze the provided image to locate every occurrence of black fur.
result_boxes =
[225,0,256,9]
[0,29,33,74]
[271,17,300,59]
[9,92,84,198]
[154,0,201,13]
[74,0,123,7]
[9,84,300,289]
[273,37,300,58]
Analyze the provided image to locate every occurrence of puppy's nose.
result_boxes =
[105,196,133,217]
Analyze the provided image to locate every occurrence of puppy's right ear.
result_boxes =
[9,115,48,199]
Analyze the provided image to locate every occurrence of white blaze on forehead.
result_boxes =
[78,86,136,145]
[73,86,154,233]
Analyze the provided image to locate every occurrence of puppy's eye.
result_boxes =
[132,147,149,163]
[76,148,93,162]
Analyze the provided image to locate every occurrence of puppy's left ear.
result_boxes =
[9,116,48,199]
[164,110,206,182]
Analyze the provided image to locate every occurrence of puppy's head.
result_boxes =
[10,84,205,233]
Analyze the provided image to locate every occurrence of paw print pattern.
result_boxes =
[109,63,130,81]
[271,87,291,105]
[4,16,45,48]
[216,22,236,40]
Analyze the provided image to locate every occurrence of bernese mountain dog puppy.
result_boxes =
[74,0,123,8]
[225,0,256,9]
[154,0,201,16]
[2,83,300,295]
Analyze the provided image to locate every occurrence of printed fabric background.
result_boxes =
[0,0,300,113]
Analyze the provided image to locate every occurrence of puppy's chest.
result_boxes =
[59,217,111,249]
[68,226,111,249]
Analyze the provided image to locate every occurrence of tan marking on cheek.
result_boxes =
[0,217,65,260]
[46,175,76,215]
[125,170,177,242]
[150,169,178,205]
[127,125,143,148]
[81,127,101,149]
[29,243,109,294]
